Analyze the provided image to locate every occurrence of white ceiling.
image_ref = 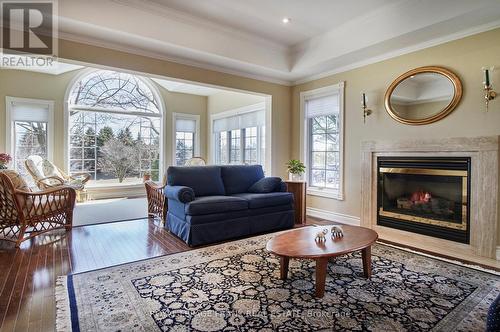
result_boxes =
[55,0,500,84]
[149,0,399,46]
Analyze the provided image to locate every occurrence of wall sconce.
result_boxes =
[361,92,372,123]
[483,66,497,111]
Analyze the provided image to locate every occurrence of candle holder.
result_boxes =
[361,92,372,123]
[483,67,497,111]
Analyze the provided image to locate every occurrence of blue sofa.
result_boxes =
[165,165,294,246]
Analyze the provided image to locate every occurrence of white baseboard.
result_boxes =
[306,207,361,226]
[496,246,500,261]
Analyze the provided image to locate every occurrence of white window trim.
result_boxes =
[209,101,271,171]
[172,112,201,165]
[63,69,165,188]
[299,82,345,200]
[5,96,55,164]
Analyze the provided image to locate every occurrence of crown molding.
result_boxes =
[292,19,500,85]
[57,15,500,87]
[58,32,293,86]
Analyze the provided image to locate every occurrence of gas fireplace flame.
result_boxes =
[410,190,432,204]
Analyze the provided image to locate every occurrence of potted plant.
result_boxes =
[286,159,306,181]
[143,171,152,182]
[0,153,12,170]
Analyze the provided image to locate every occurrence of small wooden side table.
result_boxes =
[285,180,306,225]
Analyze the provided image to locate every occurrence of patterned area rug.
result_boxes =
[56,232,500,331]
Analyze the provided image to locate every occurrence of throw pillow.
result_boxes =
[248,177,282,193]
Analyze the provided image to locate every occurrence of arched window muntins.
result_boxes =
[67,69,163,184]
[69,70,161,115]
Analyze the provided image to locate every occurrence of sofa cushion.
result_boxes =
[221,165,264,194]
[248,177,282,193]
[185,195,248,215]
[167,166,225,196]
[231,192,293,209]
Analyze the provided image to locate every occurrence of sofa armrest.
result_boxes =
[165,185,195,203]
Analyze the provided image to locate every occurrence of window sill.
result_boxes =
[87,182,144,189]
[307,188,344,201]
[85,183,148,200]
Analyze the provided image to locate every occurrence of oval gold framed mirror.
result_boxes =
[384,66,462,125]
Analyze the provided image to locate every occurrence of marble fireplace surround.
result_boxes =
[361,136,499,263]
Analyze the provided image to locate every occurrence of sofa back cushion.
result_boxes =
[221,165,265,194]
[167,166,225,196]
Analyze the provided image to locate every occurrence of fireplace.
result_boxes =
[377,157,470,244]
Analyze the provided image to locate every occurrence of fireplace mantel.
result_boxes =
[361,136,499,263]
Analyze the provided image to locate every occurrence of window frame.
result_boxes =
[5,96,55,169]
[64,68,165,187]
[299,82,345,200]
[172,112,200,166]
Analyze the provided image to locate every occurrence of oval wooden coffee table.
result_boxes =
[266,225,378,298]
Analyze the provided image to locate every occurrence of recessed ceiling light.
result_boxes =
[282,17,290,24]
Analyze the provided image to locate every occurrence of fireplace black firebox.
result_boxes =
[377,157,471,244]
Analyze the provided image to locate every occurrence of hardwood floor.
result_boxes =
[0,218,189,332]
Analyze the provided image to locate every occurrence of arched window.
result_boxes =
[67,70,163,184]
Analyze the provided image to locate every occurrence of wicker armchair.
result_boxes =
[0,170,76,248]
[184,157,206,166]
[25,155,91,190]
[145,180,167,225]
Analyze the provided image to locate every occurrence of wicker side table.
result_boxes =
[145,181,167,226]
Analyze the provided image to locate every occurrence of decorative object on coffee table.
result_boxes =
[331,225,343,238]
[285,180,306,225]
[0,153,12,170]
[267,225,378,297]
[315,229,327,242]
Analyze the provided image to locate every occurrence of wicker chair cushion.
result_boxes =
[25,156,45,179]
[26,196,70,217]
[1,170,30,192]
[42,159,65,179]
[26,156,61,186]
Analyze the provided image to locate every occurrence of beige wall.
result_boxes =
[0,69,209,172]
[207,90,264,115]
[155,86,208,165]
[57,39,292,177]
[292,28,500,224]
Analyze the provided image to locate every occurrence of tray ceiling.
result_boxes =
[55,0,500,84]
